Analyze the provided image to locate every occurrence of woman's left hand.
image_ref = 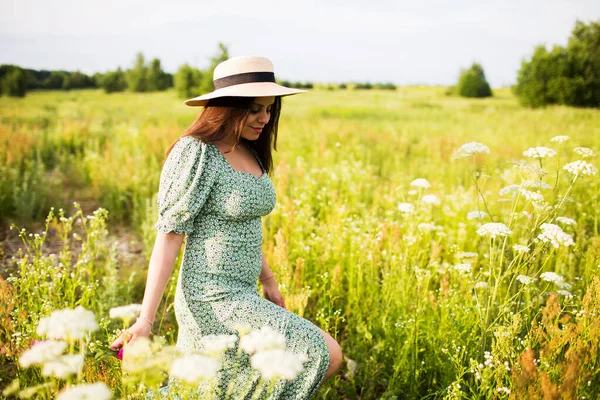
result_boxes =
[262,279,286,309]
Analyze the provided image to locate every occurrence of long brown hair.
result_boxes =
[164,96,282,174]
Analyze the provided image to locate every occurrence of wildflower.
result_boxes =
[19,340,67,368]
[557,290,573,297]
[37,306,98,341]
[42,354,84,379]
[513,245,530,254]
[522,180,552,190]
[537,223,575,248]
[467,211,487,220]
[574,147,595,158]
[457,251,478,259]
[421,194,441,205]
[474,281,488,289]
[170,354,221,383]
[563,160,597,176]
[109,304,142,321]
[410,178,431,189]
[250,350,308,380]
[397,202,415,214]
[499,184,521,196]
[239,326,286,355]
[199,334,238,357]
[418,222,436,232]
[454,264,472,274]
[550,135,569,143]
[454,142,490,159]
[496,387,511,395]
[520,189,544,203]
[476,223,512,239]
[56,383,112,400]
[523,147,557,159]
[344,357,357,379]
[517,275,534,285]
[540,272,565,284]
[556,217,577,226]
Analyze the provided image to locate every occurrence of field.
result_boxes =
[1,87,600,399]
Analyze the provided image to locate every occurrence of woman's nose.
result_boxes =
[257,110,270,124]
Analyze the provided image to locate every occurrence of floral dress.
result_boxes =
[154,136,330,399]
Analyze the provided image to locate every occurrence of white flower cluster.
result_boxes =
[418,222,437,232]
[516,275,534,285]
[397,202,415,214]
[454,263,472,274]
[550,135,569,143]
[467,211,487,220]
[109,304,142,320]
[421,194,441,205]
[522,180,552,190]
[19,340,67,368]
[563,160,597,176]
[37,306,98,341]
[200,334,238,357]
[170,354,221,383]
[556,217,577,226]
[56,383,112,400]
[523,147,557,159]
[476,223,513,239]
[239,326,286,354]
[520,189,544,203]
[499,184,521,197]
[410,178,431,189]
[454,142,490,159]
[540,271,564,284]
[512,245,530,254]
[42,354,84,379]
[574,147,595,158]
[250,350,308,380]
[474,281,488,290]
[537,223,575,248]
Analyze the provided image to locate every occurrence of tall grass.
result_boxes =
[1,88,599,398]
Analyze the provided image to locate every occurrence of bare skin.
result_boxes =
[110,96,343,381]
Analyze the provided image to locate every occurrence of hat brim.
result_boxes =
[184,82,307,107]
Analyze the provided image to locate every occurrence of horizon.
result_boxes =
[1,1,599,87]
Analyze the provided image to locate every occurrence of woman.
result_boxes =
[110,56,342,398]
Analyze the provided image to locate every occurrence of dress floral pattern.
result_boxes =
[155,136,330,399]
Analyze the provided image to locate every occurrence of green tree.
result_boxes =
[174,63,202,99]
[1,67,27,97]
[456,63,493,98]
[127,52,148,92]
[197,43,229,94]
[147,58,169,91]
[43,71,68,90]
[102,68,128,93]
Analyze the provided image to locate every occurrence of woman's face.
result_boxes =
[241,96,275,141]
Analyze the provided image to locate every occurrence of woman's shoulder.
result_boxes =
[169,136,217,160]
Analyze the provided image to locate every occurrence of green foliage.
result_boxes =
[101,68,128,93]
[515,20,600,108]
[197,42,230,95]
[457,63,493,98]
[147,58,169,91]
[127,52,148,92]
[0,67,27,97]
[174,63,202,99]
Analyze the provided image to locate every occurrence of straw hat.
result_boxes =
[184,56,306,107]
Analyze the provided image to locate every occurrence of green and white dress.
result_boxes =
[155,136,330,399]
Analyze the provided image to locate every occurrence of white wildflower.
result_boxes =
[170,354,221,383]
[556,281,573,290]
[418,222,436,232]
[520,189,544,203]
[467,211,487,220]
[239,326,286,355]
[563,160,597,176]
[574,147,595,158]
[250,350,308,380]
[37,306,98,341]
[421,194,441,205]
[540,272,565,284]
[56,383,112,400]
[474,281,488,289]
[499,184,521,196]
[19,340,67,368]
[455,142,490,159]
[410,178,431,189]
[496,387,511,395]
[556,217,577,226]
[522,180,552,190]
[517,275,534,285]
[454,264,472,274]
[513,245,530,254]
[557,290,573,297]
[109,304,142,321]
[457,252,478,259]
[344,357,357,379]
[550,135,569,143]
[523,147,557,159]
[200,334,238,357]
[537,223,575,248]
[397,202,415,214]
[476,223,512,239]
[408,189,418,195]
[42,354,84,379]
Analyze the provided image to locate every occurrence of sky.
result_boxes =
[1,0,599,87]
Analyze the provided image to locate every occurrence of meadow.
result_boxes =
[1,87,599,399]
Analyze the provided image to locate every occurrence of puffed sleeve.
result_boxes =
[154,136,215,235]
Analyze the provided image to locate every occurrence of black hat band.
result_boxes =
[213,72,276,90]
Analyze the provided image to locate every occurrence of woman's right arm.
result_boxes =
[109,232,184,351]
